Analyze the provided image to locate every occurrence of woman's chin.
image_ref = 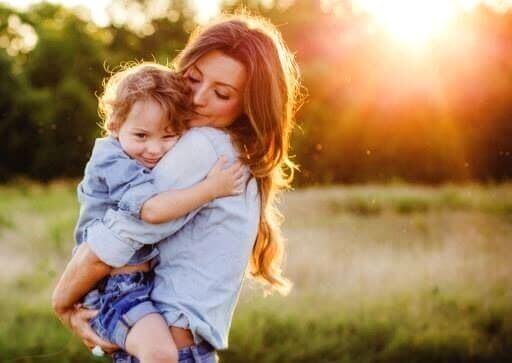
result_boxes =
[189,118,212,127]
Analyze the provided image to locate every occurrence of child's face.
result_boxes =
[113,98,179,169]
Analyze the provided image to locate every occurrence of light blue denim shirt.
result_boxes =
[74,136,159,265]
[85,127,261,350]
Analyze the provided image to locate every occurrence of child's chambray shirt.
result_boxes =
[74,136,159,265]
[85,127,261,350]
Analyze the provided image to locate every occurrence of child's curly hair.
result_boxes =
[98,62,192,135]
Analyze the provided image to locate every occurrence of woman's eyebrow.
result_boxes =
[193,64,239,92]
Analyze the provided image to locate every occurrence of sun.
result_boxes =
[354,0,460,48]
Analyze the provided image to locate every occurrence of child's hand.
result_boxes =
[207,155,245,198]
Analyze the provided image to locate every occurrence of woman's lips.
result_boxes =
[189,113,212,126]
[193,110,210,118]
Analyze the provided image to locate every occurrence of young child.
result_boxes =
[73,63,244,363]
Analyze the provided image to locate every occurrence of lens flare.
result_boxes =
[354,0,459,48]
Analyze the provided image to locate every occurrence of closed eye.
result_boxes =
[187,76,200,83]
[215,91,229,100]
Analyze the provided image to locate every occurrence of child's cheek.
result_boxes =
[124,140,142,159]
[163,140,176,153]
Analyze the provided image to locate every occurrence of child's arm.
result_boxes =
[140,156,245,224]
[101,153,158,218]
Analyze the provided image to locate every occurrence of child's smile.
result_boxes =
[113,98,179,168]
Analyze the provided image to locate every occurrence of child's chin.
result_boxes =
[139,160,158,169]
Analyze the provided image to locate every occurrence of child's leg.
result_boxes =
[125,313,178,363]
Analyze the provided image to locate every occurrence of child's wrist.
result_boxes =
[204,178,220,199]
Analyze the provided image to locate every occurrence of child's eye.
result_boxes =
[163,134,178,140]
[134,133,146,139]
[215,91,229,100]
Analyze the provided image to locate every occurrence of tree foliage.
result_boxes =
[0,0,511,184]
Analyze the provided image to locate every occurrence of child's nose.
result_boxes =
[146,141,164,155]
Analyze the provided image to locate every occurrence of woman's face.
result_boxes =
[184,50,247,128]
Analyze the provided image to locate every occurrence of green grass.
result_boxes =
[1,182,511,362]
[308,183,512,217]
[225,293,512,363]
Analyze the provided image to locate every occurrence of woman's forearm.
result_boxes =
[52,243,112,318]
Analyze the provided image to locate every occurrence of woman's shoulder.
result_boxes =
[182,127,229,144]
[181,127,236,158]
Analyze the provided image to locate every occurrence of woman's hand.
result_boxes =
[68,305,119,353]
[51,242,116,351]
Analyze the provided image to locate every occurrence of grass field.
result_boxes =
[1,181,511,362]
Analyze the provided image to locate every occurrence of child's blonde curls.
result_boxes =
[98,62,192,135]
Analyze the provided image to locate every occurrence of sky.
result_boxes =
[1,0,222,25]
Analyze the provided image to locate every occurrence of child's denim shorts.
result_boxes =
[112,341,217,363]
[82,271,159,349]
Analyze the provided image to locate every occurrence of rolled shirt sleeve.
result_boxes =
[86,128,219,267]
[74,137,157,245]
[86,218,143,267]
[117,181,158,218]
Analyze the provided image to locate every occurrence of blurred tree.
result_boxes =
[0,0,511,184]
[21,3,106,179]
[0,47,37,181]
[0,1,192,181]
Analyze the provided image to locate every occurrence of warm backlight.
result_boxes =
[354,0,460,48]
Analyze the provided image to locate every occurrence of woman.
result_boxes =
[52,13,301,362]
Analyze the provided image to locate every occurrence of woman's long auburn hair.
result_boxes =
[175,13,302,295]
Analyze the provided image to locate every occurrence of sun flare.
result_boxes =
[355,0,460,47]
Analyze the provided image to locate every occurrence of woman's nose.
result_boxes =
[192,84,208,107]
